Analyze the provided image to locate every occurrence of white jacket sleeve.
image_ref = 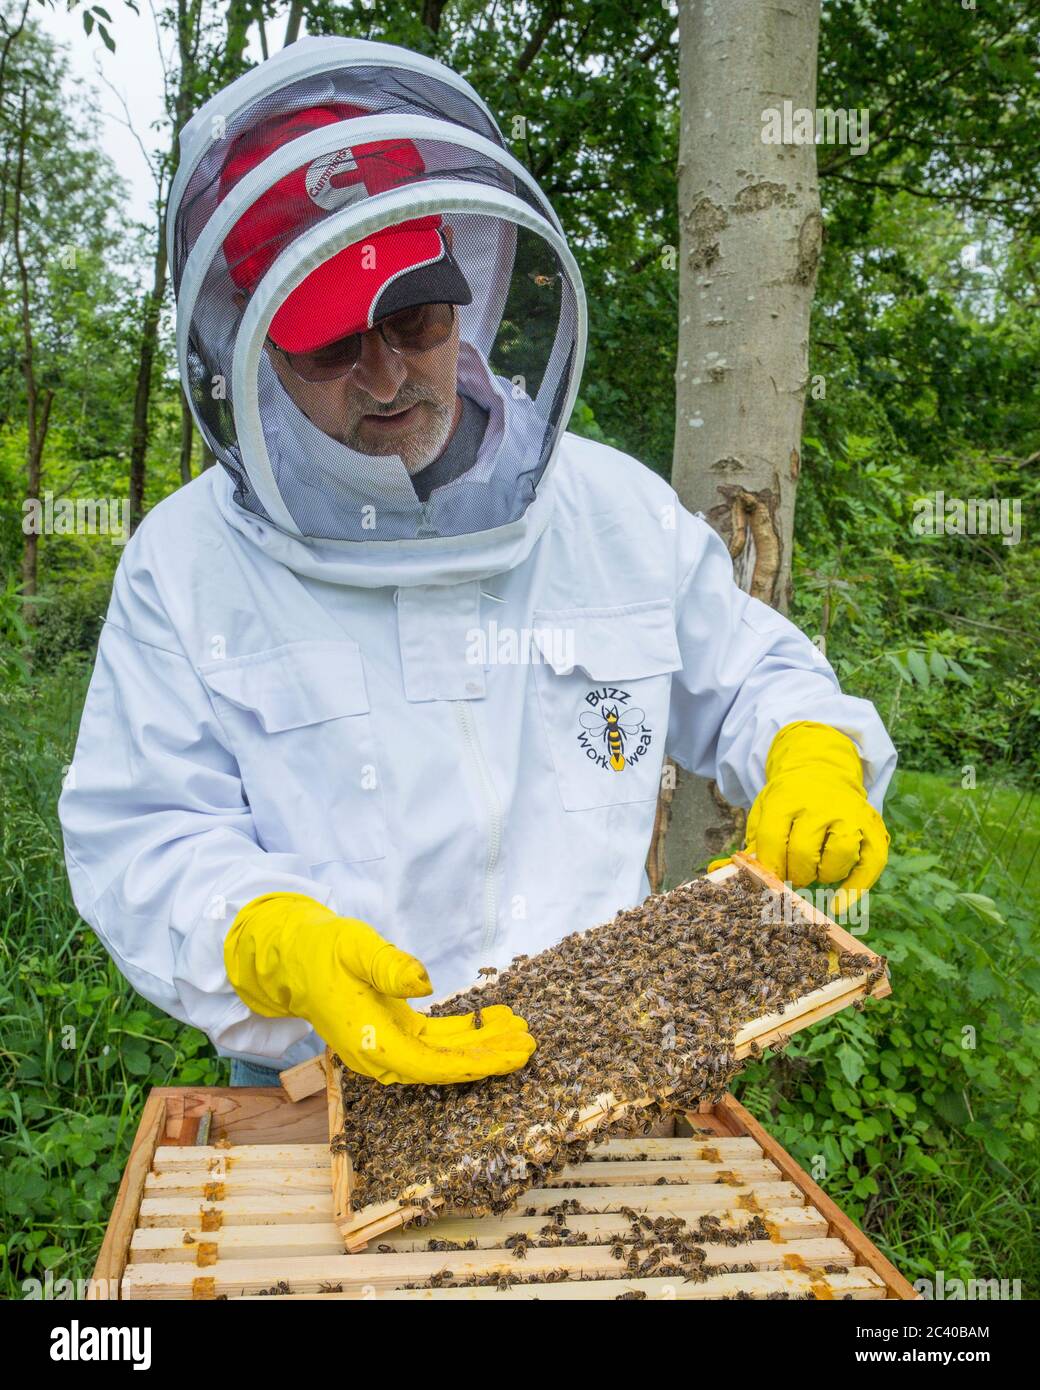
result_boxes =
[58,567,331,1068]
[666,511,897,810]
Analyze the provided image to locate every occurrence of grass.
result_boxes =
[895,768,1040,906]
[1,665,1036,1297]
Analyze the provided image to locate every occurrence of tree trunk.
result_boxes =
[127,234,167,532]
[12,83,54,614]
[283,1,303,46]
[178,395,195,485]
[659,0,822,886]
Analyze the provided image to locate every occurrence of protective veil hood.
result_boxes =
[168,37,587,587]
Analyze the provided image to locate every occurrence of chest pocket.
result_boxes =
[530,599,682,812]
[198,640,386,865]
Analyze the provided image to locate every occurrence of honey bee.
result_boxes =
[578,704,647,772]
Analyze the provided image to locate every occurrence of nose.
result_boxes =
[350,328,407,403]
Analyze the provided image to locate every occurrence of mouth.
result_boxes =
[361,402,425,434]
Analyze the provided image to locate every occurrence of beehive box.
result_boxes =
[282,852,891,1250]
[91,1084,916,1300]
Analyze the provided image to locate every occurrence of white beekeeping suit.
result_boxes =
[59,37,896,1072]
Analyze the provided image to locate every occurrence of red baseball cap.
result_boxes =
[219,104,471,353]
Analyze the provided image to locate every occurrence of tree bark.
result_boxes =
[659,0,822,885]
[12,84,54,612]
[127,233,167,532]
[178,395,195,485]
[283,0,303,47]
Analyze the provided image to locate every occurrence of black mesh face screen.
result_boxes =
[173,46,585,544]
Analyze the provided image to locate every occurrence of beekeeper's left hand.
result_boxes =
[708,721,890,913]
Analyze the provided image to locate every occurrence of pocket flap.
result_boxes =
[198,641,370,733]
[530,599,682,680]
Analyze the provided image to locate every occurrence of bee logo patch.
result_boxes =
[578,686,653,772]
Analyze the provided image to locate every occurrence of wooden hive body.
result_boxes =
[94,1086,916,1300]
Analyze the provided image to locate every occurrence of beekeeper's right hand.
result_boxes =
[224,893,535,1084]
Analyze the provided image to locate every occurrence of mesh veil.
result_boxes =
[170,39,585,544]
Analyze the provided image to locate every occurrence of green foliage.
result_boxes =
[0,670,224,1295]
[733,771,1040,1291]
[27,577,111,672]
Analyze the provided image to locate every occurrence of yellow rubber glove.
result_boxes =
[224,893,536,1085]
[708,721,889,912]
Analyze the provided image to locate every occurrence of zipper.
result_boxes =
[454,701,502,956]
[415,501,438,539]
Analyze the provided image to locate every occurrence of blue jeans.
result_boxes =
[229,1057,284,1086]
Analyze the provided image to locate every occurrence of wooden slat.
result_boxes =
[542,1158,781,1186]
[337,1140,781,1247]
[279,1056,326,1103]
[128,1203,827,1264]
[498,1178,806,1215]
[151,1144,331,1172]
[129,1224,349,1262]
[120,1236,856,1300]
[239,1267,888,1301]
[136,1174,804,1233]
[143,1167,332,1197]
[326,1055,352,1223]
[90,1091,168,1299]
[137,1195,334,1228]
[397,1204,826,1248]
[587,1136,761,1161]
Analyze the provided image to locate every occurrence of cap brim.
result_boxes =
[268,222,472,353]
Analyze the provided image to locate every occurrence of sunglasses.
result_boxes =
[270,302,456,383]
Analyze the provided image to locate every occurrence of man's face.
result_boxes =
[267,310,461,475]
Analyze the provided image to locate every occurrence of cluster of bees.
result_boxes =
[336,877,877,1216]
[404,1208,781,1291]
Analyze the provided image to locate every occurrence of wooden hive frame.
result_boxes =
[284,852,891,1250]
[92,1083,918,1300]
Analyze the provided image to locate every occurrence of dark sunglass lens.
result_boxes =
[382,302,454,352]
[286,332,362,381]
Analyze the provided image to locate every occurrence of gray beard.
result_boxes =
[341,386,455,474]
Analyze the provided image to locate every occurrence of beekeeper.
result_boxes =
[59,37,896,1087]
